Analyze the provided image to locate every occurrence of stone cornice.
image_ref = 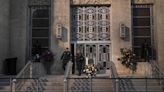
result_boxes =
[132,0,154,4]
[71,0,111,5]
[28,0,50,5]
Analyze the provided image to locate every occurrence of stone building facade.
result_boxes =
[0,0,164,75]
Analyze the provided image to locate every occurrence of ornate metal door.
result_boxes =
[71,6,110,66]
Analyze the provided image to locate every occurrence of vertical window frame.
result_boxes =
[132,4,155,60]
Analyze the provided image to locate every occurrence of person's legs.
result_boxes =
[62,61,68,71]
[62,62,66,71]
[78,66,82,76]
[79,69,81,76]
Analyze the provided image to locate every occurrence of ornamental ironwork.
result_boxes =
[71,6,110,41]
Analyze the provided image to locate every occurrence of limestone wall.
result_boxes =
[10,0,27,73]
[111,0,132,75]
[0,0,10,74]
[154,0,164,71]
[51,0,71,74]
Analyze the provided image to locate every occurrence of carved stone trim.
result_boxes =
[71,0,111,5]
[132,0,154,4]
[28,0,51,5]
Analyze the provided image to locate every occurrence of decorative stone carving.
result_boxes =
[71,0,111,5]
[28,0,50,5]
[133,0,154,4]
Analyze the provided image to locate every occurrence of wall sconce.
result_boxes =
[56,24,62,39]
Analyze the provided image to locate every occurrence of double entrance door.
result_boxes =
[71,43,110,67]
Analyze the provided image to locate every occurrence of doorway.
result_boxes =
[72,43,110,66]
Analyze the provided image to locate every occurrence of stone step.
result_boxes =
[120,86,162,90]
[120,78,162,92]
[120,90,162,92]
[70,78,114,92]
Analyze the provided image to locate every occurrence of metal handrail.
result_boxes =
[4,59,164,92]
[12,60,33,92]
[109,61,118,78]
[109,61,119,92]
[150,60,164,78]
[16,60,33,78]
[150,60,164,91]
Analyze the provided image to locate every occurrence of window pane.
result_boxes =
[133,18,150,26]
[32,39,49,47]
[133,8,150,16]
[32,19,49,27]
[33,9,49,18]
[134,47,154,60]
[132,5,154,60]
[133,38,151,46]
[32,29,49,37]
[133,28,151,36]
[133,47,141,57]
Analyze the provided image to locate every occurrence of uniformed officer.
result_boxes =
[61,48,72,71]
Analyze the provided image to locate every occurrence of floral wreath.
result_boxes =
[118,48,137,72]
[83,64,97,77]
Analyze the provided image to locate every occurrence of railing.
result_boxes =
[118,77,164,92]
[109,61,119,92]
[150,60,164,78]
[67,77,114,92]
[12,60,34,92]
[150,60,164,91]
[1,59,164,92]
[64,61,164,92]
[66,77,164,92]
[16,60,33,78]
[0,77,12,92]
[64,61,120,92]
[13,78,39,92]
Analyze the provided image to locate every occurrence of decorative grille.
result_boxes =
[71,6,110,41]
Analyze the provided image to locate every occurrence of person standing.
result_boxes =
[32,40,42,62]
[141,39,150,62]
[76,53,85,76]
[61,48,72,71]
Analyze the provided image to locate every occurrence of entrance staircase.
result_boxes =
[1,60,164,92]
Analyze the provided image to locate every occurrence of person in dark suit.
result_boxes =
[61,48,72,71]
[76,53,85,76]
[32,40,42,62]
[141,39,150,62]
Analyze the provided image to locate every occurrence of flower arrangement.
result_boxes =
[83,64,97,77]
[118,48,137,73]
[41,50,54,62]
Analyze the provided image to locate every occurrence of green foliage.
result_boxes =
[118,48,137,72]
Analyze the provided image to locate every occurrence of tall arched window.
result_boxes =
[28,0,51,58]
[132,4,155,60]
